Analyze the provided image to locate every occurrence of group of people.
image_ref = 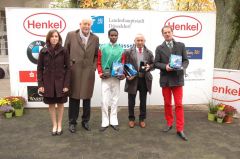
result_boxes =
[37,17,189,141]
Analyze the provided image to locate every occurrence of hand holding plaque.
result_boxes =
[124,63,138,77]
[101,69,111,79]
[139,61,147,77]
[111,62,124,78]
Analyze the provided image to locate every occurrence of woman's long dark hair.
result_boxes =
[45,29,62,46]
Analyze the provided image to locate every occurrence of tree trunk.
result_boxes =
[214,0,240,70]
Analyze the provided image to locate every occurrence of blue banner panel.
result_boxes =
[186,47,203,59]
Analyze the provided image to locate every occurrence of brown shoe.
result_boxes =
[128,121,135,128]
[139,121,146,128]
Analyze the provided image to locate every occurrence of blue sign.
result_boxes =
[186,47,203,59]
[91,16,104,33]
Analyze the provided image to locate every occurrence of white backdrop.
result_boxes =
[6,8,216,107]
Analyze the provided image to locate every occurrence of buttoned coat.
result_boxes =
[154,40,189,87]
[37,45,70,98]
[124,45,154,94]
[64,30,99,99]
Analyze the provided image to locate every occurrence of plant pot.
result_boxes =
[5,112,13,118]
[224,115,233,124]
[208,112,215,121]
[217,118,223,123]
[15,108,24,117]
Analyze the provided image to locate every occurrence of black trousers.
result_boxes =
[68,98,91,125]
[128,78,147,121]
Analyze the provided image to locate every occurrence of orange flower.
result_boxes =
[83,0,94,7]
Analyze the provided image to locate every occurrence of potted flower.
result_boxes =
[216,110,226,123]
[207,102,218,121]
[5,96,26,117]
[0,98,11,106]
[223,105,237,124]
[0,105,14,118]
[216,103,225,111]
[0,98,14,118]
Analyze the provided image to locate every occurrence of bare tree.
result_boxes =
[214,0,240,70]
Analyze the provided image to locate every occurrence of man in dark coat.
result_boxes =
[124,34,154,128]
[154,26,189,141]
[64,18,99,132]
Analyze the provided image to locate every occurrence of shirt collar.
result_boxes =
[136,46,144,53]
[166,40,173,45]
[109,42,117,47]
[79,29,90,38]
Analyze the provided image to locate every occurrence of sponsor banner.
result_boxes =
[91,16,104,33]
[27,86,43,102]
[6,8,216,107]
[213,68,240,111]
[23,13,66,37]
[27,40,46,64]
[19,71,37,82]
[186,47,203,59]
[164,15,202,38]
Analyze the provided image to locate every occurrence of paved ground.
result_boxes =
[1,78,240,159]
[0,107,240,159]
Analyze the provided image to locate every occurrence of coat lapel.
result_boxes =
[86,33,93,50]
[143,46,148,62]
[75,30,85,50]
[131,48,138,70]
[161,42,171,58]
[172,40,178,54]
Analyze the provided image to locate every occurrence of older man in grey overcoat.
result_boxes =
[64,18,99,132]
[124,34,154,128]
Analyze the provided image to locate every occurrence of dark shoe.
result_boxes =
[111,125,119,131]
[99,126,108,132]
[163,125,172,132]
[128,121,135,128]
[82,122,91,131]
[139,121,146,128]
[57,130,63,136]
[51,131,57,136]
[177,131,188,141]
[69,124,76,133]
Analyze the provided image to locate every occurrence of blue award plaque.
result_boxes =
[111,62,124,77]
[169,54,182,69]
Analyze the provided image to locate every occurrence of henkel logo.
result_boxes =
[164,15,202,38]
[23,13,66,37]
[212,77,240,102]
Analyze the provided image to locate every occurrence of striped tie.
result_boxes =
[168,42,173,49]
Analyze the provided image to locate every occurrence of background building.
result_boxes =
[0,0,51,79]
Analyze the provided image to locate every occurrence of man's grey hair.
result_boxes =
[134,33,146,41]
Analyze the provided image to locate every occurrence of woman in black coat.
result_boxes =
[37,29,70,136]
